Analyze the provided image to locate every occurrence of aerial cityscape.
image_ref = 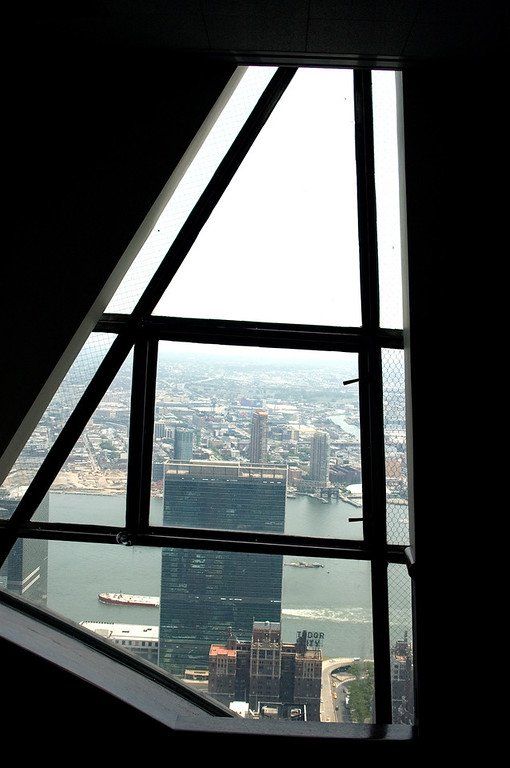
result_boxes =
[0,343,412,724]
[0,64,413,725]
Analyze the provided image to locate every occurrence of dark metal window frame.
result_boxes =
[0,67,415,732]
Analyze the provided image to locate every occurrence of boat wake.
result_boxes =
[282,607,371,624]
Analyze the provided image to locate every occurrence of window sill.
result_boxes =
[0,590,416,745]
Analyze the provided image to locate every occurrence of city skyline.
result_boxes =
[0,60,411,727]
[1,345,408,530]
[0,345,407,724]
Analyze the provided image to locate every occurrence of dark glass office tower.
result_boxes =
[0,492,49,605]
[159,462,286,675]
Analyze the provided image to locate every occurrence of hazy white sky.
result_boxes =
[110,66,402,329]
[158,339,358,375]
[156,67,362,326]
[10,68,407,487]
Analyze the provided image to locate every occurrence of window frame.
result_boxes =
[0,67,416,733]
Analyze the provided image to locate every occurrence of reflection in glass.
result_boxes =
[150,342,362,540]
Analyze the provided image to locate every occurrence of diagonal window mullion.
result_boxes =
[0,69,295,563]
[128,68,296,323]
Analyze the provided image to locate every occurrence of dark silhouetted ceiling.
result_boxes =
[31,0,506,62]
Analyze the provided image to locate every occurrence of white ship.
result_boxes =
[98,592,160,607]
[284,562,324,569]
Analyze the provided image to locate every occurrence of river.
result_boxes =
[42,493,411,662]
[330,411,360,438]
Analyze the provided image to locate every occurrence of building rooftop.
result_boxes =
[80,622,159,642]
[253,621,281,631]
[184,669,209,678]
[165,461,287,481]
[209,645,237,658]
[302,650,323,660]
[229,702,250,717]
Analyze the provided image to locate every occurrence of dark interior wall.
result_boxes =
[403,59,502,739]
[1,635,173,744]
[2,34,234,463]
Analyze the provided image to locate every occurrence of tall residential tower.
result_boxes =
[309,431,330,486]
[174,427,194,461]
[249,410,268,463]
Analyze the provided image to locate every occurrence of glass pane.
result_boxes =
[388,564,414,724]
[36,352,133,526]
[150,342,363,540]
[154,68,361,327]
[0,333,115,516]
[373,71,404,329]
[382,348,409,545]
[106,67,276,314]
[1,539,372,723]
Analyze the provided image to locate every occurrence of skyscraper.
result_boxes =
[154,421,166,440]
[309,431,330,486]
[0,492,49,605]
[249,410,268,463]
[174,427,194,461]
[208,622,323,721]
[159,461,286,675]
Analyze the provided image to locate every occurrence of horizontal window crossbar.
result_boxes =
[197,51,405,71]
[96,314,404,350]
[0,520,406,563]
